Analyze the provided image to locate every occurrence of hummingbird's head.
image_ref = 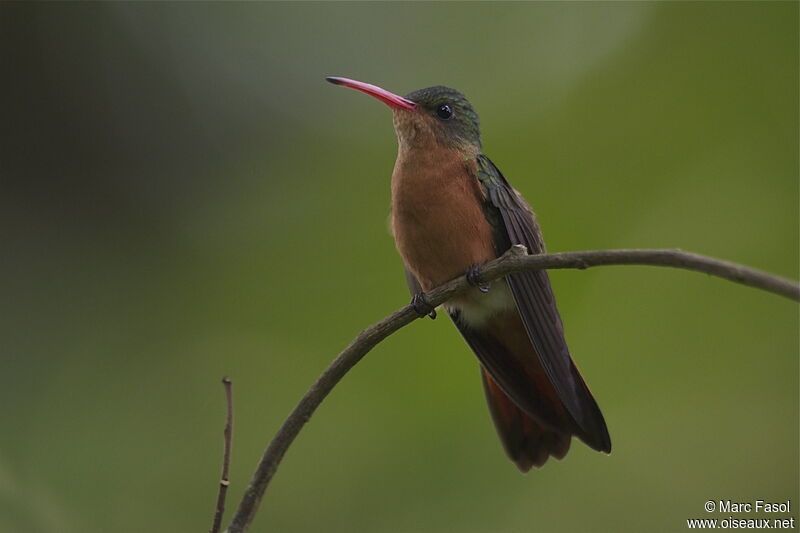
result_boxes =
[326,77,482,153]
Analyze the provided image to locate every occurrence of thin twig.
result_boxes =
[211,376,234,533]
[225,247,798,532]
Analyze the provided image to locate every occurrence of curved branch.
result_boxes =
[225,247,799,532]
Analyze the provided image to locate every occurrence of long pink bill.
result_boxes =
[326,76,416,110]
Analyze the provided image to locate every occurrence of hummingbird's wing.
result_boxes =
[481,367,571,471]
[403,265,424,296]
[475,155,611,454]
[402,258,573,470]
[448,305,575,471]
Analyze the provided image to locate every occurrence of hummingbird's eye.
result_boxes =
[436,104,453,120]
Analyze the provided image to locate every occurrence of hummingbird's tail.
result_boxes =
[481,369,571,472]
[448,305,610,470]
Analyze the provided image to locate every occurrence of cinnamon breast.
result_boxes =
[390,146,497,291]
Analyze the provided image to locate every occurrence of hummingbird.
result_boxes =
[326,76,611,472]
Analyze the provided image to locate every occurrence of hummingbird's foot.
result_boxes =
[411,293,436,320]
[466,265,491,293]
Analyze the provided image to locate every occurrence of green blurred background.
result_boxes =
[1,2,797,532]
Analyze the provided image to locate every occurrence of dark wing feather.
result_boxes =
[403,266,423,296]
[477,155,611,453]
[481,367,571,471]
[401,263,574,470]
[449,307,573,471]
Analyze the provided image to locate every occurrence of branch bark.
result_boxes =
[211,376,233,533]
[225,247,799,532]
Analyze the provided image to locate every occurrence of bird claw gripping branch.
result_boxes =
[411,293,436,319]
[467,264,491,293]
